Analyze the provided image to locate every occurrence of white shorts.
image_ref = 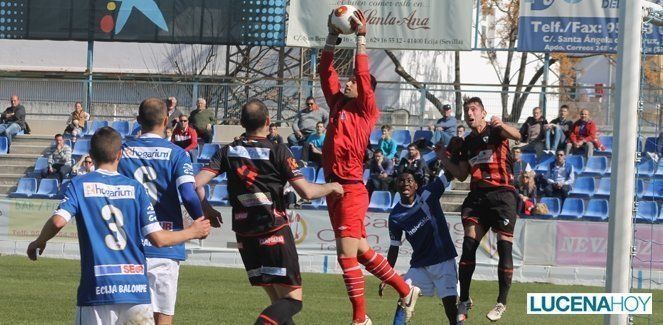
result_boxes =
[146,258,180,315]
[404,259,458,298]
[75,304,154,325]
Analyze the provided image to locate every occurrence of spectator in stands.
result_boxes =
[71,155,95,176]
[166,96,183,127]
[566,109,604,159]
[456,125,466,138]
[545,105,573,153]
[512,147,530,187]
[432,103,457,146]
[544,149,574,200]
[377,124,397,159]
[519,107,548,157]
[367,149,394,195]
[189,98,216,143]
[397,143,429,186]
[43,134,72,182]
[302,122,326,167]
[267,123,283,145]
[171,114,199,163]
[165,126,173,141]
[0,95,26,150]
[517,170,538,216]
[287,96,329,146]
[63,101,89,139]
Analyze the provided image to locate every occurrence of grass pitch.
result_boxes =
[0,255,660,324]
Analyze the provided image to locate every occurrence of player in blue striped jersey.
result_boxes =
[117,98,218,324]
[381,170,460,324]
[27,127,210,325]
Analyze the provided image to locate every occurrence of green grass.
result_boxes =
[0,255,661,324]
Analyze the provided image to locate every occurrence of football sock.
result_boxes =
[339,257,366,323]
[497,240,514,305]
[255,298,302,325]
[459,236,480,302]
[358,249,410,297]
[441,296,459,325]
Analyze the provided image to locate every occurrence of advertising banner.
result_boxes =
[286,0,473,50]
[517,0,662,54]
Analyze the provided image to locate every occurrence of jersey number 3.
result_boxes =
[102,204,127,250]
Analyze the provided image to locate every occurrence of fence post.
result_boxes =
[419,84,427,123]
[192,82,199,112]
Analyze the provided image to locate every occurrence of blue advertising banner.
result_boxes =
[517,0,662,54]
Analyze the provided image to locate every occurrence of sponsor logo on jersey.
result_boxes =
[94,264,145,276]
[237,164,259,188]
[238,192,273,207]
[234,212,248,221]
[123,146,172,160]
[160,221,173,230]
[468,149,495,166]
[183,163,193,175]
[228,146,271,160]
[83,183,135,199]
[406,218,430,236]
[259,235,285,246]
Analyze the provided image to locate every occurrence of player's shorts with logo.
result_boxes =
[461,187,518,236]
[75,303,153,325]
[236,225,302,287]
[326,182,369,239]
[404,258,458,298]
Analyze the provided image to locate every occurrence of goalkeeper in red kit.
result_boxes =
[320,10,420,325]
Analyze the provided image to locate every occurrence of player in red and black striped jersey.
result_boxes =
[195,99,344,325]
[435,97,521,322]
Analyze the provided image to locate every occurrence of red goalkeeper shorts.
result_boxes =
[326,182,369,239]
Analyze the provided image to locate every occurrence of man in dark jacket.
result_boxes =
[545,105,573,153]
[0,95,26,149]
[519,106,548,158]
[398,143,429,186]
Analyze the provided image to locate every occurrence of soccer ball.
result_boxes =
[330,5,361,35]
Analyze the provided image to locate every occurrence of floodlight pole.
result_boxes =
[604,1,642,324]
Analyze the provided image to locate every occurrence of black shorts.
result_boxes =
[461,187,518,237]
[236,226,302,287]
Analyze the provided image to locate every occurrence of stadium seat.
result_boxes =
[368,191,392,212]
[532,197,561,219]
[391,130,412,148]
[0,136,7,154]
[422,151,437,164]
[192,163,203,174]
[655,159,663,179]
[581,156,608,176]
[111,121,130,137]
[637,179,645,199]
[198,143,220,163]
[130,122,141,137]
[658,204,663,224]
[557,198,585,220]
[398,149,408,160]
[583,199,609,222]
[211,172,227,184]
[520,153,537,170]
[595,177,611,199]
[565,155,585,172]
[597,135,612,155]
[28,157,49,178]
[636,158,656,178]
[413,130,433,145]
[9,177,38,198]
[534,156,554,175]
[635,201,658,223]
[84,120,108,136]
[391,192,401,208]
[315,168,326,184]
[643,137,658,154]
[33,179,59,199]
[362,169,370,184]
[290,146,303,160]
[55,180,70,199]
[300,167,317,183]
[209,185,229,206]
[568,176,596,198]
[369,129,382,147]
[72,139,91,158]
[642,180,663,199]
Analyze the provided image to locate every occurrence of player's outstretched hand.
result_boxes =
[378,281,387,297]
[202,199,223,228]
[351,10,367,36]
[327,11,341,36]
[27,240,45,261]
[329,182,344,197]
[190,217,212,239]
[490,115,504,128]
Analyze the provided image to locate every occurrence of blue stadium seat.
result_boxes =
[111,121,130,137]
[211,172,227,184]
[33,179,59,199]
[28,157,49,178]
[595,177,611,199]
[583,199,609,222]
[72,139,91,158]
[9,177,38,198]
[658,204,663,224]
[363,169,370,184]
[391,192,401,208]
[300,167,317,183]
[566,155,585,172]
[369,129,382,147]
[398,149,408,160]
[635,201,658,223]
[413,130,433,145]
[655,159,663,179]
[130,122,141,137]
[637,158,656,178]
[209,185,229,206]
[391,130,412,148]
[637,179,645,199]
[84,120,109,136]
[597,135,612,155]
[568,176,596,198]
[0,136,7,154]
[315,168,326,184]
[532,197,561,219]
[368,191,392,212]
[581,156,608,176]
[198,143,220,163]
[642,180,663,199]
[55,180,70,199]
[557,198,585,220]
[422,151,437,164]
[643,137,658,154]
[534,155,555,174]
[290,146,303,160]
[192,163,203,174]
[520,153,537,170]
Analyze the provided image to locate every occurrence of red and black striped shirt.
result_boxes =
[461,125,514,191]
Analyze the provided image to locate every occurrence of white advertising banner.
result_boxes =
[286,0,473,50]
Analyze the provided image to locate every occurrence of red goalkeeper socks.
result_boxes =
[338,257,366,323]
[358,249,410,297]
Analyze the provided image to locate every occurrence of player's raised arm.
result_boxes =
[319,12,344,110]
[435,142,470,181]
[491,115,521,141]
[351,11,379,120]
[289,178,344,200]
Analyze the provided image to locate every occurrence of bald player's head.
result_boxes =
[240,99,270,133]
[137,97,167,133]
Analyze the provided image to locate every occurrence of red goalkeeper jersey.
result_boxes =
[319,52,379,182]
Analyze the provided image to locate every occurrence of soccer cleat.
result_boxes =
[457,298,473,322]
[486,303,507,321]
[398,285,421,323]
[352,315,372,325]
